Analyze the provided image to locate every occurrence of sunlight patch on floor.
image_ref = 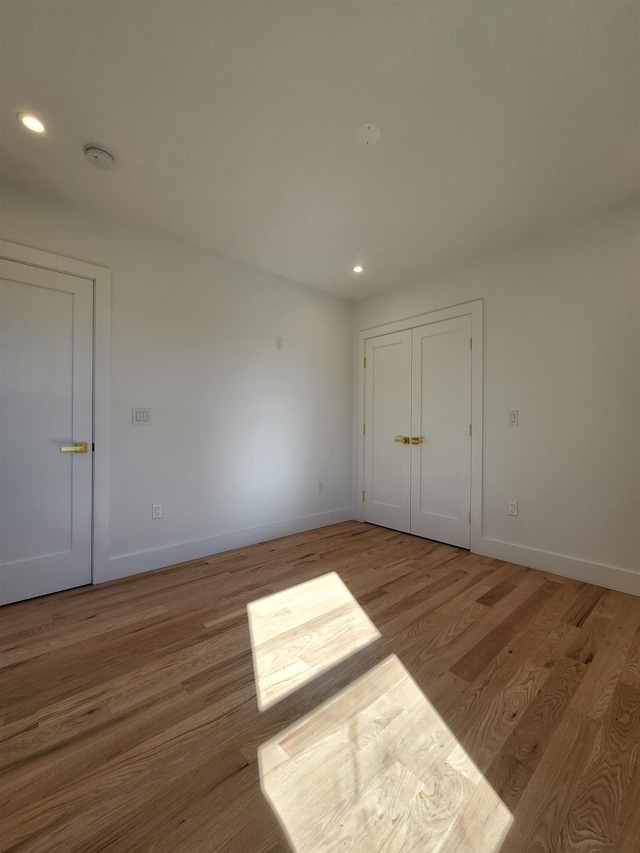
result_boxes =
[258,655,512,852]
[247,572,381,710]
[248,574,512,851]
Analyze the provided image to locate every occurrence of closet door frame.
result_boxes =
[356,299,483,551]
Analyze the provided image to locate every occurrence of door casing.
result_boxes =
[356,299,483,551]
[0,240,111,587]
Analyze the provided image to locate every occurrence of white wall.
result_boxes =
[355,202,640,593]
[1,181,354,582]
[3,179,638,594]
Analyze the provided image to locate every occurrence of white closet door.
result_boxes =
[410,316,472,548]
[0,259,93,605]
[363,330,412,533]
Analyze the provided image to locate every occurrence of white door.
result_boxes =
[363,330,412,532]
[411,317,472,548]
[0,259,93,605]
[363,316,472,548]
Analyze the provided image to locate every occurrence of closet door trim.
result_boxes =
[356,299,483,552]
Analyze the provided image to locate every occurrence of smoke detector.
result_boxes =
[84,145,115,170]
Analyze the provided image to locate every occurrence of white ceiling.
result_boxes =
[1,0,638,299]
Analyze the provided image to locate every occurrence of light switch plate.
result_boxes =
[508,410,519,426]
[132,407,151,425]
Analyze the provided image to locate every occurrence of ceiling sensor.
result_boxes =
[84,145,115,170]
[356,124,381,146]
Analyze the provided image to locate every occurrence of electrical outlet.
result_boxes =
[507,500,518,516]
[317,481,324,493]
[152,503,163,519]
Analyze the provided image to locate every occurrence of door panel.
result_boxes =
[363,331,411,533]
[411,317,471,548]
[0,260,93,605]
[363,316,472,549]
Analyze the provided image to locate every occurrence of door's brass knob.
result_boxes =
[60,442,88,453]
[411,437,424,445]
[394,436,410,444]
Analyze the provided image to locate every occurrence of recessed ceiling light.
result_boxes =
[353,265,364,273]
[18,113,46,134]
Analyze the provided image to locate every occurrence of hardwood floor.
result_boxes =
[1,521,639,851]
[248,571,381,711]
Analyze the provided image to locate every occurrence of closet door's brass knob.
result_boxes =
[394,436,410,444]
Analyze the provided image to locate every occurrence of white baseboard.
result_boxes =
[98,514,639,597]
[97,507,356,584]
[478,536,640,597]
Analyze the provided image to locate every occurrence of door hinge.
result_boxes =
[363,424,366,435]
[470,337,472,350]
[469,424,472,437]
[362,491,366,502]
[468,511,471,523]
[363,357,367,368]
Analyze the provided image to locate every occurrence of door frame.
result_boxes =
[0,240,111,585]
[356,299,483,551]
